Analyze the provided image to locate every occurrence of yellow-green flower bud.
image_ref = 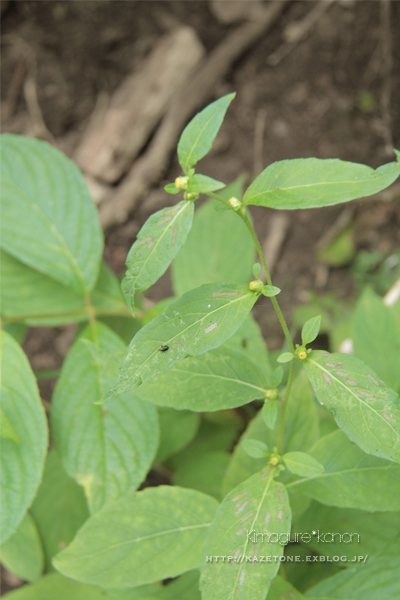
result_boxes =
[229,196,243,211]
[175,176,189,190]
[249,280,264,293]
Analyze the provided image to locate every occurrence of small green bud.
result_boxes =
[229,196,243,211]
[249,280,264,293]
[265,389,279,401]
[185,191,198,200]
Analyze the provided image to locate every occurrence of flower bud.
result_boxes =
[175,176,188,190]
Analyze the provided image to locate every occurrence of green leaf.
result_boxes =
[0,406,20,443]
[0,513,44,582]
[243,153,400,209]
[261,401,278,430]
[172,195,254,297]
[252,263,261,279]
[301,315,322,345]
[261,285,281,297]
[51,322,158,513]
[122,201,194,315]
[268,577,304,600]
[30,450,89,571]
[200,469,291,600]
[108,283,260,400]
[187,174,225,194]
[136,347,269,412]
[241,439,268,458]
[173,451,231,500]
[317,225,355,267]
[283,451,324,478]
[53,487,219,587]
[306,556,400,600]
[164,182,180,194]
[353,287,400,393]
[295,501,400,562]
[303,350,400,462]
[0,331,48,543]
[277,352,294,363]
[2,572,113,600]
[287,430,400,511]
[105,570,201,600]
[155,407,200,463]
[223,371,320,494]
[0,134,103,294]
[223,314,271,371]
[0,250,127,326]
[177,93,236,169]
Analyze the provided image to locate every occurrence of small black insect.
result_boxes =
[159,345,169,352]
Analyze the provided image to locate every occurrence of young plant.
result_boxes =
[1,94,400,599]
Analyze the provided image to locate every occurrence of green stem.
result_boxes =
[277,359,296,454]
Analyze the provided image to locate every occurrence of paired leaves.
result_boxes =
[243,151,400,210]
[121,201,194,315]
[200,469,291,600]
[54,486,219,587]
[303,350,400,462]
[108,283,260,400]
[0,331,48,543]
[287,430,400,511]
[51,322,159,513]
[0,134,103,294]
[177,93,235,170]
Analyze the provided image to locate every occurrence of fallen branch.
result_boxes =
[99,0,288,229]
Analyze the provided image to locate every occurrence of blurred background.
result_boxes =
[1,0,399,387]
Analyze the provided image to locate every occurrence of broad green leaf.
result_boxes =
[261,401,278,430]
[142,297,176,325]
[2,572,113,600]
[187,174,225,194]
[241,439,268,458]
[177,93,235,169]
[353,287,400,392]
[121,201,194,314]
[0,331,48,543]
[268,576,304,600]
[0,406,20,443]
[1,322,27,344]
[51,322,158,513]
[136,347,269,412]
[155,407,200,463]
[222,313,271,371]
[173,451,231,500]
[30,450,89,571]
[172,197,254,296]
[306,556,400,599]
[286,430,400,511]
[303,350,400,462]
[53,486,219,587]
[301,315,322,345]
[295,501,400,561]
[0,134,103,294]
[106,571,201,600]
[200,469,291,600]
[283,452,324,478]
[0,513,44,581]
[108,283,260,400]
[0,250,127,326]
[243,152,400,209]
[223,371,319,494]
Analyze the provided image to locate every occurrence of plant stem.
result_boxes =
[277,359,296,454]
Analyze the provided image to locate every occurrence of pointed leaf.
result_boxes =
[200,469,291,600]
[164,182,180,194]
[301,315,322,345]
[2,572,113,600]
[177,93,235,169]
[261,285,281,297]
[0,513,44,582]
[53,487,219,587]
[243,152,400,209]
[277,352,294,363]
[122,201,194,314]
[30,450,89,571]
[172,190,254,296]
[108,283,260,400]
[261,401,278,430]
[283,451,324,478]
[241,439,268,458]
[287,430,400,511]
[51,322,159,513]
[0,134,103,293]
[303,350,400,462]
[0,331,48,543]
[0,251,126,326]
[135,347,269,412]
[187,174,225,194]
